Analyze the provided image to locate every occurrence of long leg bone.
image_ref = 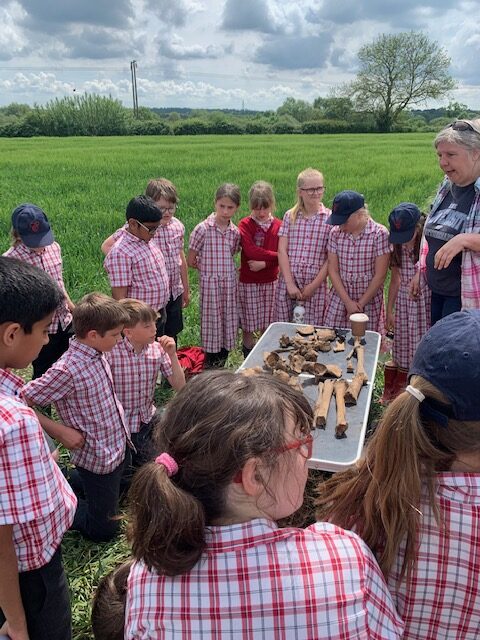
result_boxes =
[334,379,349,439]
[313,379,335,429]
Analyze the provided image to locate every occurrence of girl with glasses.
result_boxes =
[106,371,404,639]
[275,167,331,325]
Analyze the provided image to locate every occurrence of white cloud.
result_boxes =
[0,0,479,109]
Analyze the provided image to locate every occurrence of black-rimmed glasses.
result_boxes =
[300,186,325,195]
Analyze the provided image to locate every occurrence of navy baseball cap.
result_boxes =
[388,203,421,244]
[327,190,365,225]
[11,204,54,248]
[409,310,480,421]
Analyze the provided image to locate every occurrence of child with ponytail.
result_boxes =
[316,310,480,640]
[121,371,403,639]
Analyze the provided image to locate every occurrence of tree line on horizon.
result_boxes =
[1,32,477,138]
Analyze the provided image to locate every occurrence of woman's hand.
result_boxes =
[434,235,465,270]
[386,312,395,332]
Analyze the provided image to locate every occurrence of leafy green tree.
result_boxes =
[348,32,455,132]
[313,97,354,121]
[276,97,315,123]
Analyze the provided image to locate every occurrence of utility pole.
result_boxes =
[130,60,138,117]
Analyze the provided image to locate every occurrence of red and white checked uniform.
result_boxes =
[125,518,404,639]
[22,339,131,474]
[275,206,331,325]
[189,214,240,352]
[0,369,76,572]
[3,242,72,334]
[324,219,390,332]
[391,246,431,369]
[111,219,185,301]
[387,473,480,639]
[104,232,170,311]
[238,216,281,332]
[107,337,172,434]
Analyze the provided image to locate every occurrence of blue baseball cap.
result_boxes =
[11,203,54,248]
[388,203,421,244]
[327,190,365,225]
[409,310,480,421]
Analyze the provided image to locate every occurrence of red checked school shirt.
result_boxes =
[387,473,480,639]
[111,219,185,301]
[125,518,404,639]
[104,231,170,311]
[23,339,131,474]
[107,337,173,434]
[0,369,76,572]
[3,242,72,334]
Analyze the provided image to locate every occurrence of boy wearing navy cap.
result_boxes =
[3,204,75,379]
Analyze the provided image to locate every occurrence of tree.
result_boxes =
[313,96,354,121]
[348,32,455,132]
[276,97,315,123]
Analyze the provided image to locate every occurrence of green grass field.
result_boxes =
[0,133,443,638]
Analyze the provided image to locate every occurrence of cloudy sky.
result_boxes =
[1,0,479,111]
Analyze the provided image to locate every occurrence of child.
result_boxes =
[104,195,170,337]
[238,181,281,357]
[187,183,241,368]
[324,190,390,333]
[0,257,77,640]
[2,203,75,379]
[275,167,331,325]
[381,203,431,403]
[102,178,189,344]
[91,560,133,640]
[22,293,132,543]
[316,310,480,640]
[107,299,185,470]
[119,371,403,638]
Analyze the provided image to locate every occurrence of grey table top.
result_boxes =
[237,322,381,472]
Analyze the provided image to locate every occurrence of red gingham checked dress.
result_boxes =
[125,518,404,639]
[23,339,131,474]
[387,473,480,639]
[189,214,240,352]
[275,206,331,325]
[0,369,76,572]
[324,218,390,332]
[107,337,172,434]
[3,242,72,334]
[111,219,185,301]
[391,245,431,369]
[238,215,281,332]
[104,232,170,311]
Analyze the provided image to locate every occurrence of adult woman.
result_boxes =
[123,371,403,639]
[316,310,480,639]
[412,119,480,323]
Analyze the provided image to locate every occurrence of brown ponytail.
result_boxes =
[316,375,480,580]
[127,370,312,575]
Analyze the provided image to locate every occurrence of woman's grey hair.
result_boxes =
[434,118,480,153]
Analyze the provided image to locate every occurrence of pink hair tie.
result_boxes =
[155,453,178,477]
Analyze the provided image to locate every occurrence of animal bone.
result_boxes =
[313,379,335,429]
[334,379,349,439]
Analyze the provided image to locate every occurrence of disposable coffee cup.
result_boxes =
[349,313,369,338]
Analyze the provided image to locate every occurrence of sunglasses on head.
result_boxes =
[447,120,480,135]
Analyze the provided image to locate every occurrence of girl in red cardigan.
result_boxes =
[238,181,281,357]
